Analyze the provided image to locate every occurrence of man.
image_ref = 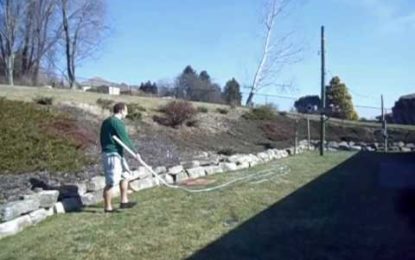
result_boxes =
[100,102,139,213]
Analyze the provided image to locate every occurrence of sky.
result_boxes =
[77,0,415,118]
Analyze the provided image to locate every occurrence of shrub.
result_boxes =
[216,108,229,114]
[197,106,208,113]
[96,98,114,111]
[185,119,199,127]
[217,148,236,156]
[126,111,142,121]
[154,101,196,127]
[126,103,145,121]
[243,104,277,120]
[33,96,53,106]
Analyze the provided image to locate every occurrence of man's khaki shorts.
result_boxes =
[101,153,131,186]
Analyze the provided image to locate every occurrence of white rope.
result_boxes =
[112,135,289,193]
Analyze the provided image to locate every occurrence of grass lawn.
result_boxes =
[1,151,414,259]
[0,152,349,259]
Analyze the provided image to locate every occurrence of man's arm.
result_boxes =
[113,120,137,153]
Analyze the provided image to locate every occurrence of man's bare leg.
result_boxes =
[103,185,114,211]
[120,179,129,204]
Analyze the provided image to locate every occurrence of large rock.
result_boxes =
[257,152,271,162]
[186,167,206,179]
[401,147,412,152]
[129,178,155,191]
[36,190,60,208]
[28,209,49,225]
[180,161,200,169]
[80,191,103,206]
[154,166,167,174]
[406,143,415,149]
[204,165,224,176]
[74,182,87,196]
[328,141,339,149]
[23,191,58,209]
[280,150,289,158]
[129,166,153,180]
[266,149,277,159]
[86,176,106,192]
[175,172,189,183]
[235,162,250,170]
[219,162,238,172]
[350,145,362,151]
[168,165,184,175]
[338,142,350,151]
[227,154,245,164]
[0,215,32,239]
[162,174,174,184]
[0,199,40,222]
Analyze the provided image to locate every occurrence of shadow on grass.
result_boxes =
[189,152,415,260]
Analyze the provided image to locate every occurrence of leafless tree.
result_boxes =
[59,0,106,89]
[20,0,61,85]
[0,0,25,86]
[245,0,301,106]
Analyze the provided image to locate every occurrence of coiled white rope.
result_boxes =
[113,135,289,193]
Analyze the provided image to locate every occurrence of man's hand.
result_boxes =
[135,153,142,161]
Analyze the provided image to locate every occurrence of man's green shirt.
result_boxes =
[100,116,136,157]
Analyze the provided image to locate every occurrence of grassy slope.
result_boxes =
[0,99,94,173]
[0,85,238,117]
[1,84,414,131]
[0,152,355,259]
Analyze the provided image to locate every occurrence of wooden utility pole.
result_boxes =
[381,95,388,152]
[320,26,326,156]
[307,116,311,150]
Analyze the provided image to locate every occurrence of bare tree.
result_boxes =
[0,0,24,86]
[59,0,106,89]
[20,0,61,85]
[245,0,301,106]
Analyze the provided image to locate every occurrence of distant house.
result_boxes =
[80,85,92,92]
[96,85,120,95]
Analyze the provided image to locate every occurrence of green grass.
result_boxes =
[0,152,356,259]
[0,99,93,173]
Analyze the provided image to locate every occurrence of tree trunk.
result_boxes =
[61,0,74,89]
[6,54,14,86]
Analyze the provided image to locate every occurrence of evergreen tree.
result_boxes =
[326,76,358,120]
[223,78,242,106]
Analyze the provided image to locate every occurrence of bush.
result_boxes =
[243,104,277,120]
[33,96,53,106]
[126,103,145,121]
[217,148,236,156]
[96,98,114,111]
[154,101,196,128]
[216,108,229,114]
[197,106,208,113]
[185,119,199,127]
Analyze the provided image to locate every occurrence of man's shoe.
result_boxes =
[120,201,137,209]
[104,209,121,213]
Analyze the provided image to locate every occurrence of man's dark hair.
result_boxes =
[113,102,127,114]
